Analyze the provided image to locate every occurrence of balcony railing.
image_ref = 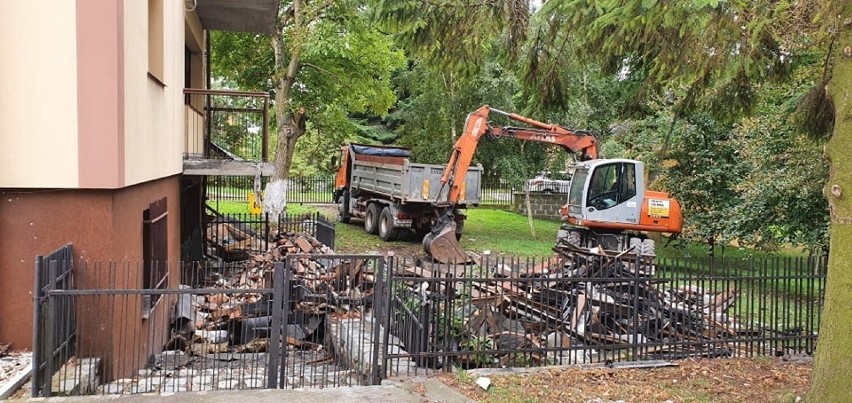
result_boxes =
[184,88,270,162]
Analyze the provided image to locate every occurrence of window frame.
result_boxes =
[142,197,168,318]
[147,0,165,85]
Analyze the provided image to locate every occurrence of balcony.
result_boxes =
[183,88,274,176]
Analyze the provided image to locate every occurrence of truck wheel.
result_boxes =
[338,191,351,223]
[364,203,380,235]
[378,207,400,241]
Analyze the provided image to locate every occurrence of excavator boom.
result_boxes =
[425,105,599,263]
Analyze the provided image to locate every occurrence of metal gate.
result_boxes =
[32,243,76,397]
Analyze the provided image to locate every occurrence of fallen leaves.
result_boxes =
[438,357,811,403]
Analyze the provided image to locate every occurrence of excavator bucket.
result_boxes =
[423,221,469,264]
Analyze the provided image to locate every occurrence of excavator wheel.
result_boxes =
[557,229,582,248]
[629,237,642,255]
[641,238,656,256]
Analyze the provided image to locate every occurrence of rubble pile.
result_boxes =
[176,231,374,356]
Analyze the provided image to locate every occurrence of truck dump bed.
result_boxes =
[348,144,482,204]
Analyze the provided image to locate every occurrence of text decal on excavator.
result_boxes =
[648,199,670,218]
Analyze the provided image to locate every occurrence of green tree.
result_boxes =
[529,0,844,398]
[212,1,404,220]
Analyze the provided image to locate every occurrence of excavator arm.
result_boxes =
[438,106,598,205]
[424,105,598,263]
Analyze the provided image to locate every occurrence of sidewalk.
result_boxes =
[19,377,473,403]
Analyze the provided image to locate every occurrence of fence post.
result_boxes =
[632,257,640,361]
[370,257,388,385]
[41,259,59,398]
[31,256,44,397]
[278,259,292,389]
[442,270,456,372]
[313,212,319,239]
[267,262,285,389]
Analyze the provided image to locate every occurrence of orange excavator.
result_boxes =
[424,105,683,263]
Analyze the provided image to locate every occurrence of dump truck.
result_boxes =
[332,143,483,242]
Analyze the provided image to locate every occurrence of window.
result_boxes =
[148,0,165,83]
[618,163,637,202]
[143,197,168,317]
[587,163,619,210]
[586,163,638,211]
[568,167,588,211]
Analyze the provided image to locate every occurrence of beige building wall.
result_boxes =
[123,0,185,186]
[0,2,79,188]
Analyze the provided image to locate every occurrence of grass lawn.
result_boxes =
[206,201,811,262]
[206,200,318,216]
[458,208,562,257]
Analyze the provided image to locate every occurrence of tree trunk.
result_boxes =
[808,7,852,401]
[263,0,305,224]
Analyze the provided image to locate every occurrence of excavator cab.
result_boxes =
[566,159,644,225]
[561,159,683,251]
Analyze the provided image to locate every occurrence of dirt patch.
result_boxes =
[438,357,811,402]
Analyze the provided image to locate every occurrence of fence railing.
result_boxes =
[206,176,517,206]
[204,211,336,262]
[206,176,334,206]
[380,254,825,376]
[32,249,824,396]
[183,89,270,162]
[32,255,387,396]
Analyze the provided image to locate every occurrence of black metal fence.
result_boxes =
[183,89,269,162]
[380,253,825,376]
[206,176,334,206]
[204,212,336,262]
[32,243,76,397]
[481,180,516,205]
[32,255,388,396]
[32,250,825,396]
[206,176,518,206]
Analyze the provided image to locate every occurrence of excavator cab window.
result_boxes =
[568,168,588,214]
[618,163,637,201]
[587,162,636,210]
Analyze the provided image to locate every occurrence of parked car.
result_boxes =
[525,171,572,194]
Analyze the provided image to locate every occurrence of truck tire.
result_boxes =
[338,191,351,223]
[378,207,400,241]
[364,203,380,235]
